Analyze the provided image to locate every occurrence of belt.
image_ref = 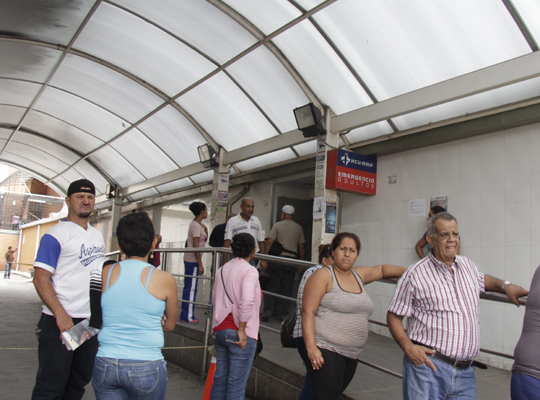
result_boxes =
[411,341,487,370]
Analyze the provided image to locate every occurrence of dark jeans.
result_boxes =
[263,262,296,318]
[4,262,12,277]
[295,337,314,400]
[32,313,99,400]
[307,347,358,400]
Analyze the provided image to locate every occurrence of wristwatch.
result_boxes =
[501,280,511,294]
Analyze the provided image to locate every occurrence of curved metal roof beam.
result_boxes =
[208,0,326,112]
[502,0,539,52]
[288,0,399,134]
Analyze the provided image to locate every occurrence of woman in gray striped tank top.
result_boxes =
[302,232,406,400]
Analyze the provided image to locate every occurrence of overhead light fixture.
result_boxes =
[197,144,219,168]
[293,103,326,138]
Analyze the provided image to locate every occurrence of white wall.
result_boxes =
[342,122,540,369]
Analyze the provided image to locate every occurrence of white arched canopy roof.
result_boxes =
[1,0,540,207]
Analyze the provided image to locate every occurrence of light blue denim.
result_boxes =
[210,329,256,400]
[403,354,476,400]
[92,357,167,400]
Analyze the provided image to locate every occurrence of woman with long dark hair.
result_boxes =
[302,232,405,400]
[211,233,261,399]
[180,201,208,323]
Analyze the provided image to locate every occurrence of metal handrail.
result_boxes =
[104,247,527,381]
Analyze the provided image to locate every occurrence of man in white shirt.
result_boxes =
[224,197,266,269]
[32,179,105,400]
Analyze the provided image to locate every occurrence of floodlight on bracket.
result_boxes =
[293,103,327,138]
[197,144,219,168]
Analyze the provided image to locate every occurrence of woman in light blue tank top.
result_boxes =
[92,212,178,400]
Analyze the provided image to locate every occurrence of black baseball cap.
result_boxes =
[67,179,96,197]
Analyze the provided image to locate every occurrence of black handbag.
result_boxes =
[280,310,297,348]
[219,267,263,359]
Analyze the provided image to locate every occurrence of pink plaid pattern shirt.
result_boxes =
[388,253,485,361]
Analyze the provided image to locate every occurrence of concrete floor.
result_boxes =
[0,273,207,400]
[1,273,514,400]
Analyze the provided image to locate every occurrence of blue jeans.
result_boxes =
[211,329,257,400]
[511,372,540,400]
[92,357,167,400]
[180,261,199,321]
[294,337,314,400]
[4,262,11,277]
[32,313,98,400]
[403,354,476,400]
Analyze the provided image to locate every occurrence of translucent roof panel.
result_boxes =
[1,152,56,180]
[0,80,41,108]
[110,129,178,179]
[128,188,159,203]
[224,0,301,36]
[35,87,128,142]
[0,128,13,140]
[392,77,540,131]
[190,170,215,184]
[177,72,279,151]
[14,132,81,165]
[0,105,25,125]
[225,46,310,134]
[138,105,207,167]
[0,0,95,45]
[24,110,103,153]
[346,121,394,144]
[235,148,297,172]
[272,20,373,115]
[50,55,165,124]
[513,0,540,45]
[74,2,218,98]
[0,42,61,83]
[293,141,318,157]
[6,141,69,173]
[155,178,194,194]
[115,0,258,65]
[89,146,144,188]
[314,0,530,101]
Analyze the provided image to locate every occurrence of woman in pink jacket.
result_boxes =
[211,233,261,400]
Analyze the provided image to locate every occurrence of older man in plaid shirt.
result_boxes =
[387,212,528,400]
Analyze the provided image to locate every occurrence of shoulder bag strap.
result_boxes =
[219,267,233,305]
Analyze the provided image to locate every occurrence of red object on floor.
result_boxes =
[202,356,217,400]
